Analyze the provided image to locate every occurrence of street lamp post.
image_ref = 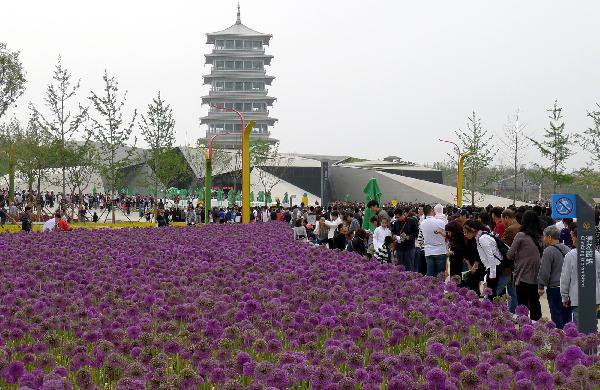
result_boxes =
[203,132,232,224]
[209,105,256,224]
[439,139,473,208]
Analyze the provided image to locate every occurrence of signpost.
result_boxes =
[552,194,598,334]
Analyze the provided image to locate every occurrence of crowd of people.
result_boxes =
[285,200,600,328]
[3,184,600,327]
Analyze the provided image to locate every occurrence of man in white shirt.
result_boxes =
[420,204,447,276]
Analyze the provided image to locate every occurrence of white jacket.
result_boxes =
[373,226,392,251]
[324,217,342,239]
[475,232,502,278]
[560,249,600,307]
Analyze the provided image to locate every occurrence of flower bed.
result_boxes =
[0,223,598,389]
[0,221,187,234]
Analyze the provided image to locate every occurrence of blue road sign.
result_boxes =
[551,194,577,219]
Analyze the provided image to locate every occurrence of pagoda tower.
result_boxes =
[199,5,278,149]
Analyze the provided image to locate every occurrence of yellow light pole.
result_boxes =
[242,120,256,224]
[439,139,474,208]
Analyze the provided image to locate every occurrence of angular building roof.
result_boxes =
[206,6,272,44]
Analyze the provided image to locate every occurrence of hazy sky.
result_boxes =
[2,0,599,170]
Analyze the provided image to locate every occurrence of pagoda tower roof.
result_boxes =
[206,5,272,44]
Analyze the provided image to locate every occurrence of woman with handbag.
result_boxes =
[507,210,544,321]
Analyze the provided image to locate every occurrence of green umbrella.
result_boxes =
[257,191,265,203]
[283,192,289,205]
[266,192,272,205]
[362,178,382,232]
[180,189,188,198]
[197,190,204,201]
[250,191,255,202]
[227,189,235,205]
[92,186,97,196]
[217,188,224,203]
[167,187,179,196]
[235,190,242,204]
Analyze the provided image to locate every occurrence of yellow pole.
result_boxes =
[242,120,256,224]
[457,152,474,208]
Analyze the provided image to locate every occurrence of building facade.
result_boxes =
[199,6,278,149]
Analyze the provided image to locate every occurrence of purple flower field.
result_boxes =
[0,223,599,389]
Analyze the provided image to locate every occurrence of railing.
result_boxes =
[209,89,268,95]
[209,109,269,115]
[211,69,266,74]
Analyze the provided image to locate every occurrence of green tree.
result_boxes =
[88,70,137,223]
[573,103,600,195]
[139,91,175,198]
[0,42,26,119]
[453,111,496,206]
[529,100,571,194]
[30,56,88,201]
[147,148,193,191]
[0,118,20,203]
[14,114,56,216]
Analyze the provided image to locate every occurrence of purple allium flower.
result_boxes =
[115,377,145,390]
[242,361,255,376]
[427,341,445,357]
[6,360,25,384]
[425,367,447,387]
[487,363,513,387]
[564,322,579,337]
[513,378,534,390]
[534,371,554,389]
[209,367,226,384]
[515,305,529,317]
[519,324,534,340]
[127,325,141,339]
[449,362,467,378]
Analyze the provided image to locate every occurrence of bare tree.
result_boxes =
[88,70,137,223]
[30,56,88,201]
[253,141,292,204]
[499,109,530,205]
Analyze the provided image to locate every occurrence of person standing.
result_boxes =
[366,200,390,223]
[507,210,543,321]
[391,208,418,271]
[420,204,448,277]
[444,221,467,278]
[560,224,600,324]
[538,225,571,328]
[491,207,505,238]
[324,211,342,248]
[463,220,502,299]
[372,216,392,252]
[501,209,521,246]
[21,206,33,232]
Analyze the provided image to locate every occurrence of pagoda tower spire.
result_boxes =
[236,3,241,24]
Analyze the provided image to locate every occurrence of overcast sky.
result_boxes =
[2,0,599,170]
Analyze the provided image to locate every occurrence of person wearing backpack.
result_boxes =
[538,225,571,328]
[463,220,501,300]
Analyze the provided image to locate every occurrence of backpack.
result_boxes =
[483,232,512,271]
